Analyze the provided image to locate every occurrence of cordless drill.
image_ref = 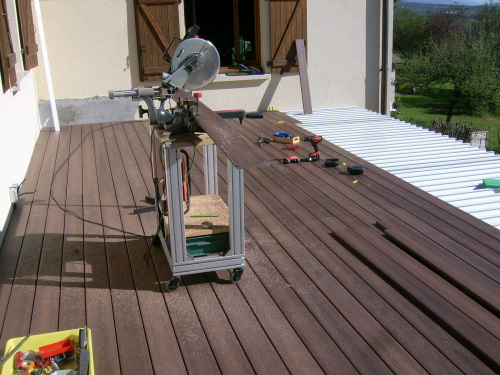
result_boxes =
[302,135,322,160]
[281,135,323,164]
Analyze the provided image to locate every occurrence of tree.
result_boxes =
[393,4,468,57]
[397,30,500,122]
[475,0,500,34]
[425,5,468,44]
[393,8,429,57]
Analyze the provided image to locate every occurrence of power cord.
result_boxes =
[49,123,154,239]
[142,224,161,266]
[17,179,37,197]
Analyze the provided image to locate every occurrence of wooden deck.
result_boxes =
[0,112,498,374]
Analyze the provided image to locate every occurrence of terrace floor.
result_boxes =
[0,112,498,374]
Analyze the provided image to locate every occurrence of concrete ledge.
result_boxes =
[471,131,488,150]
[39,96,139,127]
[213,73,271,83]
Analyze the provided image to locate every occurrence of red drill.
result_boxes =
[302,135,322,157]
[281,156,301,164]
[281,136,323,164]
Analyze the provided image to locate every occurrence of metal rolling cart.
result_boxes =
[109,31,269,291]
[153,128,250,291]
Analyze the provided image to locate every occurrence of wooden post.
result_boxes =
[295,39,312,115]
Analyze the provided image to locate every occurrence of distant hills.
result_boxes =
[397,0,487,16]
[400,0,486,5]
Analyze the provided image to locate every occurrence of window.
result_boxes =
[134,0,307,81]
[184,0,260,71]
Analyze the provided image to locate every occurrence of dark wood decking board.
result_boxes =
[186,163,359,374]
[60,125,87,331]
[80,123,121,375]
[183,273,256,375]
[238,115,494,263]
[1,130,59,343]
[98,122,159,375]
[251,113,500,282]
[245,117,498,306]
[381,222,499,315]
[238,186,417,373]
[331,227,499,369]
[272,113,500,247]
[224,114,498,373]
[0,113,498,375]
[30,126,70,335]
[209,125,490,374]
[262,112,500,254]
[184,149,356,374]
[0,128,50,337]
[111,121,190,375]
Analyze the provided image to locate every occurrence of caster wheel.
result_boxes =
[167,276,181,292]
[230,268,244,284]
[152,234,161,248]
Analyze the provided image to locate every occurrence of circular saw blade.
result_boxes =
[171,38,220,89]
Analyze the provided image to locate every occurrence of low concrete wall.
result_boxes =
[471,131,488,149]
[38,97,139,127]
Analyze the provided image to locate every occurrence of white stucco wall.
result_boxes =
[309,1,377,110]
[35,0,138,100]
[0,0,40,247]
[35,0,385,118]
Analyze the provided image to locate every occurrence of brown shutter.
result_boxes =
[134,0,180,81]
[0,0,17,91]
[269,0,307,73]
[16,0,38,70]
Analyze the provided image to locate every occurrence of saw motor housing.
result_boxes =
[109,30,220,132]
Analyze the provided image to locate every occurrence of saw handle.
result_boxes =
[108,87,161,99]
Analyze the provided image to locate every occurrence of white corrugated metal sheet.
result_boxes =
[284,106,500,230]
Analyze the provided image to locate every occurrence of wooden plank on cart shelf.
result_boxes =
[164,195,229,238]
[154,128,216,148]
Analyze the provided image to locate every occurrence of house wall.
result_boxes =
[35,0,389,126]
[0,1,40,247]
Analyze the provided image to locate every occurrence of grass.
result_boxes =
[392,85,500,153]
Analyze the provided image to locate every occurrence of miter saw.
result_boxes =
[107,28,270,291]
[109,27,220,132]
[108,27,221,225]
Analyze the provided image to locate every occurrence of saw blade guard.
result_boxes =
[169,38,220,90]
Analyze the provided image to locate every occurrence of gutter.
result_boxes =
[380,0,392,115]
[33,0,60,131]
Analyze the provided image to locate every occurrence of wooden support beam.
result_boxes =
[174,91,270,170]
[295,39,312,115]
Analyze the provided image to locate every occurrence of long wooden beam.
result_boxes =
[174,91,270,170]
[295,39,312,115]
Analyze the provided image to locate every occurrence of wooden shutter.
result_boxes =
[16,0,38,70]
[269,0,307,73]
[135,0,180,81]
[0,0,17,91]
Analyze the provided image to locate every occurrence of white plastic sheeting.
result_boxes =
[284,106,500,231]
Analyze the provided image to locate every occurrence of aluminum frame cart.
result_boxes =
[108,31,269,291]
[152,128,250,291]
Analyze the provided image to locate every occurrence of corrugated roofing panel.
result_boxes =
[284,106,500,230]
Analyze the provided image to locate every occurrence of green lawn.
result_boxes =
[391,86,500,153]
